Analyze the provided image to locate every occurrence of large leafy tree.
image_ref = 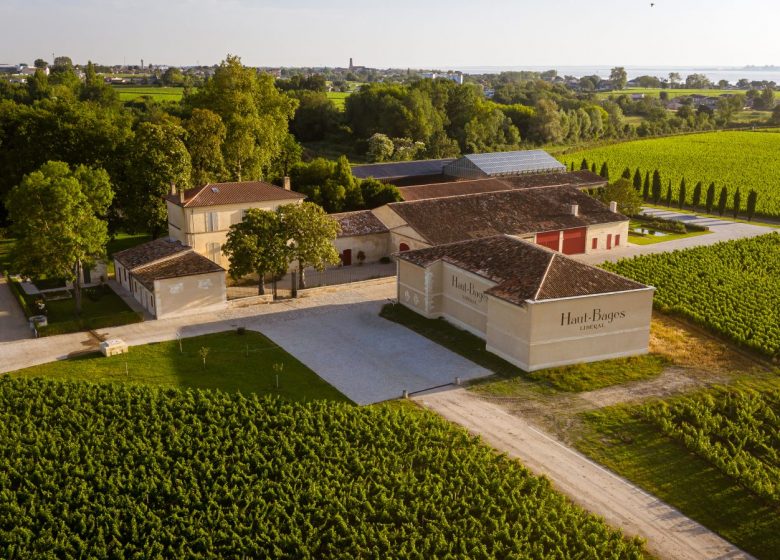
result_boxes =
[185,108,227,187]
[595,178,643,216]
[222,208,288,295]
[6,161,113,314]
[186,55,297,181]
[121,122,191,237]
[278,202,340,288]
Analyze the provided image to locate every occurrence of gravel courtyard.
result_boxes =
[254,300,491,405]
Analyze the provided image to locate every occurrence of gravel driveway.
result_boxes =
[254,301,491,405]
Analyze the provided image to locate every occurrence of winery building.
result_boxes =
[396,235,654,371]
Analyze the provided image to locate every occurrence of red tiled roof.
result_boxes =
[113,238,190,269]
[165,181,305,208]
[330,210,389,237]
[398,235,647,305]
[388,186,627,246]
[132,251,224,290]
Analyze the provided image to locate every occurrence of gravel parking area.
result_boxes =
[256,301,491,405]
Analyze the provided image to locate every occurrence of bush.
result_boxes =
[36,311,144,337]
[5,275,33,318]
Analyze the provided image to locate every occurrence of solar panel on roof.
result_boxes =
[462,150,565,176]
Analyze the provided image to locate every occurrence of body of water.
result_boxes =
[450,65,780,84]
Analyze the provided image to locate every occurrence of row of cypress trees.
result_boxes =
[572,159,759,221]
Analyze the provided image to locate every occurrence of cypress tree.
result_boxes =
[678,178,687,209]
[717,185,728,216]
[622,167,631,179]
[665,180,673,206]
[643,172,650,200]
[599,162,610,181]
[692,181,703,210]
[652,170,662,204]
[633,169,642,192]
[580,158,588,170]
[705,182,716,213]
[732,188,741,219]
[746,189,758,221]
[591,162,597,173]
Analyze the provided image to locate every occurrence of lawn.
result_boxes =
[576,389,780,560]
[112,86,185,102]
[595,87,779,101]
[326,90,350,110]
[380,303,666,393]
[107,232,152,257]
[11,330,349,402]
[627,218,711,245]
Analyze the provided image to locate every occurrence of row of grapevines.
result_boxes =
[603,234,780,358]
[558,131,780,217]
[642,386,780,503]
[0,377,646,559]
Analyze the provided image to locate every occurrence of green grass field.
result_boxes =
[559,131,780,218]
[326,90,350,109]
[595,87,779,101]
[113,86,185,102]
[11,331,349,402]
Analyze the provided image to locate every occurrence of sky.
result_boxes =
[1,0,779,69]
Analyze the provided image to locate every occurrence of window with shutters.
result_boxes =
[207,242,222,264]
[205,212,219,232]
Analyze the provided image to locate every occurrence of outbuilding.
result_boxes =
[396,235,654,371]
[113,238,227,319]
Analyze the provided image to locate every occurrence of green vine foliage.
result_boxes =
[604,234,780,359]
[0,377,645,559]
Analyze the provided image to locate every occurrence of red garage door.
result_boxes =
[562,228,587,255]
[536,231,561,252]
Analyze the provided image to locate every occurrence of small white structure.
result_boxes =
[100,339,128,357]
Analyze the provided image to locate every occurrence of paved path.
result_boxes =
[0,276,32,343]
[414,387,753,560]
[576,208,775,265]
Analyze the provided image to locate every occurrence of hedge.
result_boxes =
[35,310,144,337]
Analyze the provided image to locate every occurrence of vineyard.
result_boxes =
[0,377,646,559]
[642,386,780,503]
[558,131,780,218]
[603,234,780,358]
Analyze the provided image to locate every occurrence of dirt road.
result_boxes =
[414,387,753,560]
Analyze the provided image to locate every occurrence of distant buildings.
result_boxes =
[420,71,464,85]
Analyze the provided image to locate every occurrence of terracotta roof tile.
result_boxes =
[113,238,190,270]
[330,210,389,237]
[388,186,626,245]
[398,236,646,305]
[165,181,304,208]
[132,252,224,290]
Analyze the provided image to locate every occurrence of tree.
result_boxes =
[289,91,340,142]
[186,55,297,181]
[755,86,776,111]
[122,122,191,237]
[333,155,363,210]
[621,167,631,180]
[529,99,563,144]
[360,178,402,209]
[746,189,758,221]
[665,180,673,206]
[610,67,628,90]
[705,182,716,213]
[278,202,340,289]
[692,181,703,209]
[6,161,113,314]
[34,58,48,69]
[732,188,741,219]
[27,69,50,101]
[185,108,227,187]
[669,72,681,88]
[591,163,597,173]
[580,158,588,171]
[642,172,650,200]
[80,61,118,106]
[717,185,728,216]
[367,133,394,162]
[651,170,662,204]
[595,178,643,216]
[599,162,610,181]
[632,169,642,192]
[678,178,687,209]
[222,207,288,295]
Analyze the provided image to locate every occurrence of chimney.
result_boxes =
[179,187,186,204]
[170,182,176,196]
[570,203,579,216]
[282,176,291,191]
[609,201,618,213]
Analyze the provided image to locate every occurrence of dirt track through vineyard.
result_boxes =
[414,387,754,560]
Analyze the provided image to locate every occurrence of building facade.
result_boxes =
[113,238,226,319]
[165,180,305,265]
[396,236,654,371]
